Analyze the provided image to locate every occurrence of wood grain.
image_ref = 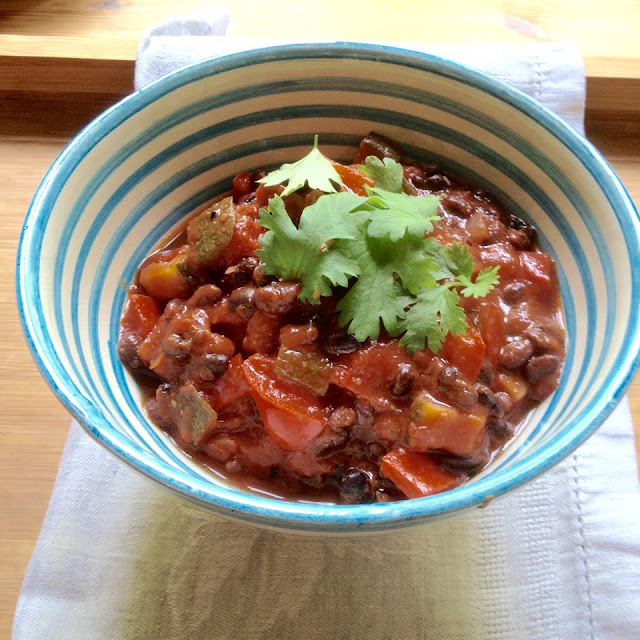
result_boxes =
[0,136,72,636]
[1,2,638,134]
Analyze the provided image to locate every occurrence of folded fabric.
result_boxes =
[13,12,640,640]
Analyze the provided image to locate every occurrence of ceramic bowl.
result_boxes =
[17,44,640,534]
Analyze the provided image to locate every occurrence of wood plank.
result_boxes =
[0,136,71,638]
[0,0,639,104]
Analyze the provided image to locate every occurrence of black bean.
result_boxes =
[188,284,222,307]
[322,333,360,356]
[228,285,257,320]
[117,333,144,371]
[476,362,494,386]
[526,325,561,354]
[507,228,533,250]
[525,354,560,383]
[220,257,259,289]
[146,383,172,426]
[164,299,188,317]
[442,192,476,218]
[310,426,348,457]
[502,281,527,305]
[355,402,375,430]
[440,452,488,473]
[198,353,229,380]
[252,264,277,287]
[506,213,537,244]
[343,438,368,459]
[438,366,478,410]
[530,375,560,401]
[366,441,386,464]
[359,132,402,161]
[487,417,514,438]
[506,302,531,335]
[388,363,414,398]
[495,391,513,415]
[423,174,451,191]
[340,467,374,504]
[162,333,192,359]
[254,281,301,314]
[328,406,357,429]
[405,166,450,192]
[476,385,504,416]
[499,338,534,369]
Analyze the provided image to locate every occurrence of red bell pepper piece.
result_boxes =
[120,294,162,341]
[381,447,464,499]
[242,355,327,451]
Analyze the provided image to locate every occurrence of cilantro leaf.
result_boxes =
[257,193,361,303]
[364,188,440,241]
[336,258,406,341]
[399,286,468,353]
[457,266,501,298]
[446,243,474,278]
[359,156,403,192]
[257,136,343,197]
[255,143,501,353]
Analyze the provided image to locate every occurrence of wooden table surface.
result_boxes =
[1,1,639,636]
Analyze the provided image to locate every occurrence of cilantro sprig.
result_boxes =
[257,135,343,196]
[256,140,499,353]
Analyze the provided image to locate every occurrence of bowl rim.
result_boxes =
[16,42,640,532]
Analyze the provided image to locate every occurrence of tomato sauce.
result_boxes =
[118,134,565,504]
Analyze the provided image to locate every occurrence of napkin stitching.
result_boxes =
[572,453,595,640]
[533,52,543,103]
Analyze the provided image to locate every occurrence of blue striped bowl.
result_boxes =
[17,44,640,534]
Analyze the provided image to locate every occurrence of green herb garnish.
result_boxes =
[358,155,403,193]
[256,140,499,353]
[257,135,343,196]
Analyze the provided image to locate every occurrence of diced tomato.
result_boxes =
[380,448,464,499]
[374,411,408,443]
[205,354,251,413]
[520,251,554,291]
[242,355,327,451]
[475,300,505,365]
[232,172,253,201]
[255,183,283,207]
[208,297,247,327]
[407,392,487,456]
[243,310,281,355]
[120,294,162,340]
[331,342,413,410]
[331,162,375,196]
[479,243,522,279]
[214,203,264,269]
[441,326,485,381]
[139,252,192,301]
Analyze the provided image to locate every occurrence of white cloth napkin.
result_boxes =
[14,11,640,640]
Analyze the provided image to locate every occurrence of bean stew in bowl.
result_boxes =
[118,134,565,505]
[18,44,640,533]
